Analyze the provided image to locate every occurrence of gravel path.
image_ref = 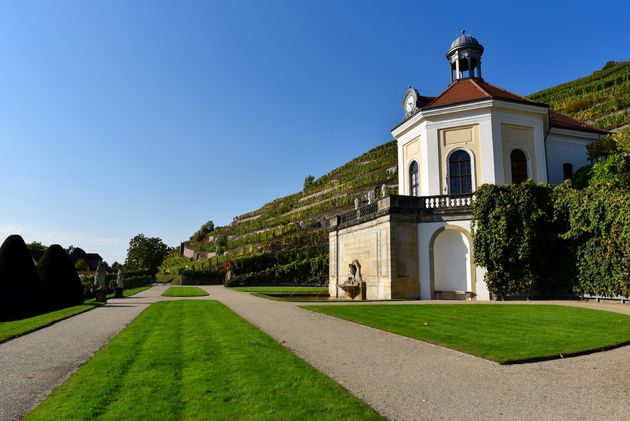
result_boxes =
[206,286,630,421]
[2,285,630,420]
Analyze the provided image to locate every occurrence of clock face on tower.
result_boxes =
[405,95,415,113]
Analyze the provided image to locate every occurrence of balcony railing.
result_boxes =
[332,194,473,228]
[339,202,378,224]
[422,194,473,209]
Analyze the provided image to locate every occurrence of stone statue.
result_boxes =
[114,268,125,298]
[93,261,108,302]
[354,197,359,209]
[94,262,107,291]
[116,269,124,289]
[368,190,375,204]
[347,260,362,284]
[381,184,387,198]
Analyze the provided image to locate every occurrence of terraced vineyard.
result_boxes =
[529,61,630,132]
[163,60,629,284]
[161,141,398,282]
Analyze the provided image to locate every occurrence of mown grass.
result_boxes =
[0,287,149,344]
[27,301,383,420]
[252,292,331,302]
[304,304,630,364]
[232,286,329,293]
[161,286,209,297]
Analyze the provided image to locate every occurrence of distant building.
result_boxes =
[329,32,606,301]
[68,247,103,271]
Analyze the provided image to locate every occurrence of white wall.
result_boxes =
[546,129,596,184]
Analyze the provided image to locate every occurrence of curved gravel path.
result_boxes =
[206,287,630,421]
[2,285,630,420]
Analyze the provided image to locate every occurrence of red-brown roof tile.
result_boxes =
[424,78,542,109]
[420,78,606,135]
[549,111,608,135]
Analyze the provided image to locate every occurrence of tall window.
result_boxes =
[409,161,419,196]
[510,149,528,184]
[562,163,573,181]
[449,150,472,194]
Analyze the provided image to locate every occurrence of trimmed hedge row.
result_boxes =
[225,255,328,287]
[81,269,154,296]
[179,269,224,285]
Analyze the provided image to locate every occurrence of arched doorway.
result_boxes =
[430,227,474,299]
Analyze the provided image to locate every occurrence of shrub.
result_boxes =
[0,235,44,320]
[36,244,84,311]
[180,269,224,285]
[555,156,630,297]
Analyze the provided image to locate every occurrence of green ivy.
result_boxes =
[471,181,573,297]
[473,156,630,298]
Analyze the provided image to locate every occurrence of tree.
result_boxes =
[303,175,315,190]
[74,259,89,271]
[190,220,216,241]
[26,241,47,251]
[111,261,123,272]
[0,235,44,320]
[124,234,169,274]
[37,244,84,311]
[201,220,215,233]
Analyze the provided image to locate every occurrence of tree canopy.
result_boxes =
[124,234,169,274]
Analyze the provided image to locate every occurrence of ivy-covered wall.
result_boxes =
[472,155,630,298]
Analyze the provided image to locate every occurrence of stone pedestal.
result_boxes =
[114,288,124,298]
[95,290,108,303]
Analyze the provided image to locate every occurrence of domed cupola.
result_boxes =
[446,30,484,82]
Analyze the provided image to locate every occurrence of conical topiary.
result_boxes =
[37,244,84,311]
[0,235,44,321]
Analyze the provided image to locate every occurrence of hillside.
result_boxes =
[529,61,630,133]
[161,140,398,282]
[163,60,629,284]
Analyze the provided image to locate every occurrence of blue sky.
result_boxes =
[0,0,628,263]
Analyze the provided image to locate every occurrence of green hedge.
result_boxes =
[180,269,224,285]
[81,269,154,295]
[225,255,328,287]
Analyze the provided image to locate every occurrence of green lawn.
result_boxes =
[252,292,331,302]
[27,300,383,420]
[304,304,630,364]
[162,286,209,297]
[232,286,329,293]
[0,287,149,344]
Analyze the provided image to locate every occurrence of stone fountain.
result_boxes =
[338,259,366,300]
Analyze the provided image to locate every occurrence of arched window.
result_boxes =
[510,149,528,184]
[449,150,472,195]
[409,161,419,196]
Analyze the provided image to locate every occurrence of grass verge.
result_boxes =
[232,286,328,293]
[0,286,149,344]
[303,304,630,364]
[27,300,383,420]
[162,286,209,297]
